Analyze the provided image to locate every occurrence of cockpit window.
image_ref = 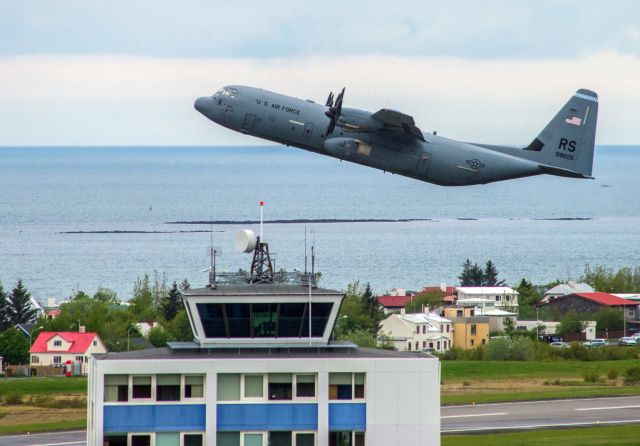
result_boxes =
[216,87,237,98]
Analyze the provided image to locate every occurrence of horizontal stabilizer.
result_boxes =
[538,164,594,179]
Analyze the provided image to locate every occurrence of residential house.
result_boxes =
[379,312,453,352]
[377,295,412,315]
[30,330,107,375]
[537,292,637,320]
[456,286,519,311]
[541,281,594,304]
[515,320,597,341]
[442,307,490,349]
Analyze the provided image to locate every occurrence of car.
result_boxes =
[632,333,640,341]
[550,341,571,348]
[618,337,637,346]
[583,338,607,348]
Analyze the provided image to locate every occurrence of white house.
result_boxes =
[380,312,453,353]
[515,320,597,340]
[541,281,594,304]
[456,287,519,311]
[30,331,107,375]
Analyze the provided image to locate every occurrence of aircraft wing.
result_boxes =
[371,109,425,141]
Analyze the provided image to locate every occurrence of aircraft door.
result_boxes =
[241,113,256,133]
[303,122,314,139]
[416,153,432,176]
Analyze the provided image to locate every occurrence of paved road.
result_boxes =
[441,395,640,433]
[3,396,640,445]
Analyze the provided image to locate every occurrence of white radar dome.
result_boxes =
[234,229,257,253]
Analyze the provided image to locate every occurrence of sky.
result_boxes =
[1,1,639,146]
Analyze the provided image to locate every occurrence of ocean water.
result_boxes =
[0,145,639,301]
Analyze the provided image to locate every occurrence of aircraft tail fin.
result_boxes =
[524,89,598,178]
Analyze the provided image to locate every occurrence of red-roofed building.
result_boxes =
[378,295,413,315]
[30,331,107,375]
[538,292,638,321]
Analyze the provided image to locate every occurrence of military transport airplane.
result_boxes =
[194,86,598,186]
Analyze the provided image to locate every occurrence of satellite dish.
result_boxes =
[234,229,257,253]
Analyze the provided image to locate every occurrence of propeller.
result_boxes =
[325,87,345,136]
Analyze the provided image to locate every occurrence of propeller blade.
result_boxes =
[325,92,334,107]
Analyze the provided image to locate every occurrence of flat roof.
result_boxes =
[94,346,436,361]
[184,283,342,297]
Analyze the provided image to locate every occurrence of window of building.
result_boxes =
[184,375,204,399]
[84,356,89,362]
[471,339,475,346]
[244,374,264,398]
[268,373,293,400]
[31,355,39,363]
[329,373,352,400]
[495,296,500,301]
[482,338,486,345]
[446,325,450,333]
[329,373,364,400]
[197,302,334,339]
[269,431,292,446]
[422,341,426,349]
[75,356,83,362]
[103,434,127,446]
[354,373,365,399]
[429,342,433,348]
[243,433,263,446]
[415,341,419,350]
[131,434,151,446]
[471,324,477,335]
[436,341,440,350]
[104,375,128,402]
[93,340,98,346]
[407,342,411,351]
[470,309,475,316]
[156,432,179,446]
[456,310,462,317]
[53,356,62,364]
[295,433,315,446]
[415,327,419,334]
[157,374,181,401]
[295,374,316,398]
[423,325,427,334]
[132,376,152,399]
[218,374,241,401]
[329,431,365,446]
[217,432,240,446]
[183,433,204,446]
[54,340,62,347]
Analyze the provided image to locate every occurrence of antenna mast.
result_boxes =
[249,201,274,284]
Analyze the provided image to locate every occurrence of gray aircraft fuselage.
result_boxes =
[194,86,598,186]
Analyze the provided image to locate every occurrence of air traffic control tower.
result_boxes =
[88,226,440,446]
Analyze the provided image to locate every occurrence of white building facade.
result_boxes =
[379,313,453,353]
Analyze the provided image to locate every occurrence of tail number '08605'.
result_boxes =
[556,138,576,160]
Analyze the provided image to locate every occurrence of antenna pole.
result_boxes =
[308,270,312,345]
[260,201,264,241]
[304,225,308,274]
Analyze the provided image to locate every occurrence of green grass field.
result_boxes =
[442,424,640,446]
[441,359,640,381]
[0,376,87,395]
[0,419,86,435]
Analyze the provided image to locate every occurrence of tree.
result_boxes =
[557,310,585,335]
[128,274,157,321]
[458,259,475,286]
[581,265,640,293]
[594,307,623,331]
[94,287,120,304]
[179,279,191,292]
[360,283,384,334]
[483,260,505,286]
[0,281,9,331]
[6,279,38,325]
[503,317,516,338]
[160,282,183,322]
[0,327,30,364]
[515,279,542,319]
[405,290,444,313]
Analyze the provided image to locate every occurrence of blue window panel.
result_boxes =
[104,405,206,433]
[217,404,317,431]
[328,403,366,431]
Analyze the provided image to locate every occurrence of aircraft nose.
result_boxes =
[194,96,209,114]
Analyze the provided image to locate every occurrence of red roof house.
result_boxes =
[538,292,638,320]
[30,331,107,374]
